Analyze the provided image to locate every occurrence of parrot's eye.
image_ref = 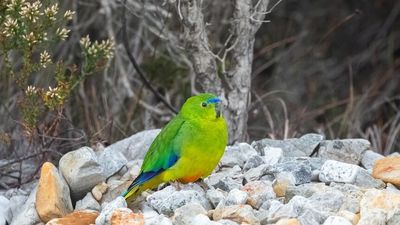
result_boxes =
[201,102,207,107]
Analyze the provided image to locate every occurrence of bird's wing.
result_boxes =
[126,116,186,191]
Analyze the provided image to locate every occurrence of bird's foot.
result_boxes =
[171,181,184,191]
[197,178,210,190]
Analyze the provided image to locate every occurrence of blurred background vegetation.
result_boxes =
[0,0,399,187]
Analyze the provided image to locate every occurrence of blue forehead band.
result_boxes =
[206,97,221,104]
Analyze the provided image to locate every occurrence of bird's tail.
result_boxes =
[122,184,141,201]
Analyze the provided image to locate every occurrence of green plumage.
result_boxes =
[123,93,228,201]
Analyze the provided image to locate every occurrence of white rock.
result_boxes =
[8,195,27,221]
[0,196,11,225]
[220,143,258,168]
[206,189,226,208]
[361,150,384,170]
[95,196,126,225]
[386,183,400,194]
[358,189,400,225]
[147,186,211,216]
[216,219,239,225]
[224,189,248,206]
[10,187,41,225]
[320,160,359,183]
[192,214,221,225]
[318,139,370,164]
[59,147,106,200]
[104,129,160,161]
[387,209,400,225]
[75,192,101,211]
[323,216,352,225]
[143,209,172,225]
[358,210,386,225]
[337,210,359,224]
[173,203,207,225]
[319,160,384,188]
[263,147,283,166]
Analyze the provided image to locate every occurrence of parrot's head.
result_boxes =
[180,93,223,121]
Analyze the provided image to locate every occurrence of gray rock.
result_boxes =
[0,196,11,225]
[252,133,324,157]
[95,196,126,225]
[361,150,384,170]
[97,148,128,178]
[205,166,243,192]
[241,181,275,209]
[323,216,353,225]
[173,203,207,225]
[318,139,370,164]
[59,147,106,200]
[330,183,364,213]
[354,167,385,188]
[267,195,328,224]
[297,208,328,225]
[147,186,211,216]
[10,187,41,225]
[104,129,160,161]
[270,160,313,185]
[220,143,258,168]
[319,160,384,188]
[244,164,268,183]
[75,192,101,211]
[263,147,283,166]
[308,189,344,213]
[243,155,266,171]
[206,189,226,208]
[254,209,269,225]
[285,182,331,202]
[281,157,326,170]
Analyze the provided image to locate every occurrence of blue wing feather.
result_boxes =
[123,117,185,198]
[124,151,179,195]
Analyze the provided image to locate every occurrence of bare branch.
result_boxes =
[178,0,222,95]
[121,0,178,114]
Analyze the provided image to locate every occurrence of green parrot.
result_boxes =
[123,93,228,201]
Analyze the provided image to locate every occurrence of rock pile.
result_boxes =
[1,130,400,225]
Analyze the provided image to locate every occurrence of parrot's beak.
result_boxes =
[215,102,221,118]
[206,97,222,118]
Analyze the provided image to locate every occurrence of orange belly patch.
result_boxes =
[178,173,202,183]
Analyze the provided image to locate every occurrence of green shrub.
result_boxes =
[0,0,114,135]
